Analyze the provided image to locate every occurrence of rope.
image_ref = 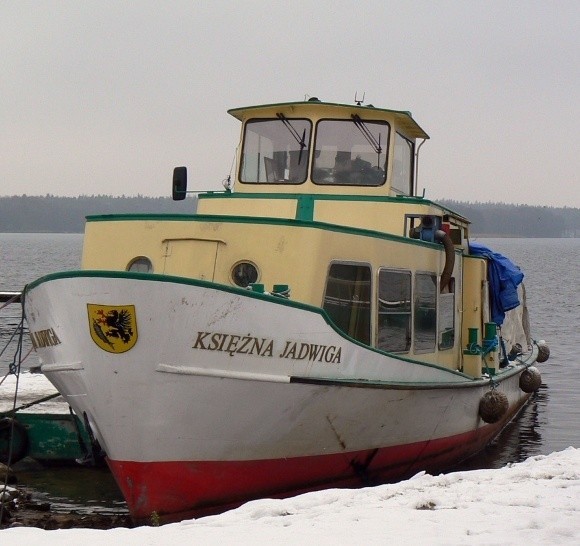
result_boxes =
[0,323,21,361]
[466,336,500,386]
[1,393,61,418]
[466,337,498,358]
[0,293,26,524]
[481,337,499,387]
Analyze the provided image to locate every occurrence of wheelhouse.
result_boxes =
[229,99,428,197]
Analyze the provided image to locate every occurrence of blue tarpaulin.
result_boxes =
[469,241,524,326]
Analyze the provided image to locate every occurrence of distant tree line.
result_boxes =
[439,200,580,238]
[0,195,196,233]
[0,194,579,237]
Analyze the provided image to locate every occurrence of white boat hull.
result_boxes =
[24,272,534,522]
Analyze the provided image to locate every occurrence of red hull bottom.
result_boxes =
[108,417,515,524]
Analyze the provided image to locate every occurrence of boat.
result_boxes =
[0,408,93,466]
[1,294,94,466]
[22,97,550,524]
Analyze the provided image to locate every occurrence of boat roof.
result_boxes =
[228,100,430,140]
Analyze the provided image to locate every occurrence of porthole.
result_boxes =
[231,261,259,287]
[127,256,153,273]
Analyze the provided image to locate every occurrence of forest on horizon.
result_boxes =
[0,194,579,238]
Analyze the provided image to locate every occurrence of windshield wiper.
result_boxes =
[351,114,383,168]
[276,113,307,164]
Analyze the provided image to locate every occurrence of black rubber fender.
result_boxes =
[0,417,29,465]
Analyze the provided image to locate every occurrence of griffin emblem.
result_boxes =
[87,304,138,353]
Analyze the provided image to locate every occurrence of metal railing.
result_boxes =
[0,292,21,304]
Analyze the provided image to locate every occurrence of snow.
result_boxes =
[0,371,67,414]
[2,448,579,544]
[2,374,580,544]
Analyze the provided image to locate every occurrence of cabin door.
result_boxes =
[161,238,224,281]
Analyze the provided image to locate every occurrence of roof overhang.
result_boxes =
[228,100,429,140]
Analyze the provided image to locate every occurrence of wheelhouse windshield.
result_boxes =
[239,118,311,184]
[238,116,390,187]
[312,119,389,186]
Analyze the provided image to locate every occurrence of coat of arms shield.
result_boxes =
[87,304,138,353]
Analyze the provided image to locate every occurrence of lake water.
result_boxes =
[1,233,579,511]
[1,233,83,374]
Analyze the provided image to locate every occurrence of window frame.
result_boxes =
[377,267,412,354]
[413,271,438,354]
[438,277,456,351]
[322,261,372,346]
[392,132,415,195]
[238,117,312,185]
[311,118,390,187]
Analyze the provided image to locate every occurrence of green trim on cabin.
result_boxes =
[84,213,445,251]
[199,191,470,224]
[296,195,314,221]
[198,191,429,205]
[84,192,469,225]
[24,269,470,381]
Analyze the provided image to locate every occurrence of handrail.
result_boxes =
[0,292,21,304]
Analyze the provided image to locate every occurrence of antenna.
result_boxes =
[354,91,366,106]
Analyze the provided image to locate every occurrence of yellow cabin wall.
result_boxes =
[198,195,459,240]
[83,218,442,303]
[82,217,464,370]
[197,196,298,219]
[314,200,436,235]
[462,256,487,335]
[461,256,487,376]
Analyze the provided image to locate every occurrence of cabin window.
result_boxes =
[312,119,389,186]
[438,277,455,350]
[414,272,437,352]
[377,269,411,352]
[127,256,153,273]
[322,263,371,345]
[393,133,414,195]
[231,261,259,287]
[239,118,311,184]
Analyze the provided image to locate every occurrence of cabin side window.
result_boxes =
[392,133,414,195]
[377,269,411,353]
[414,272,437,352]
[322,263,371,345]
[239,118,311,184]
[438,277,455,350]
[312,119,389,186]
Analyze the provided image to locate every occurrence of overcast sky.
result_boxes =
[2,1,578,207]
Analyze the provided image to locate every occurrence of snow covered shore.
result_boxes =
[2,447,579,545]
